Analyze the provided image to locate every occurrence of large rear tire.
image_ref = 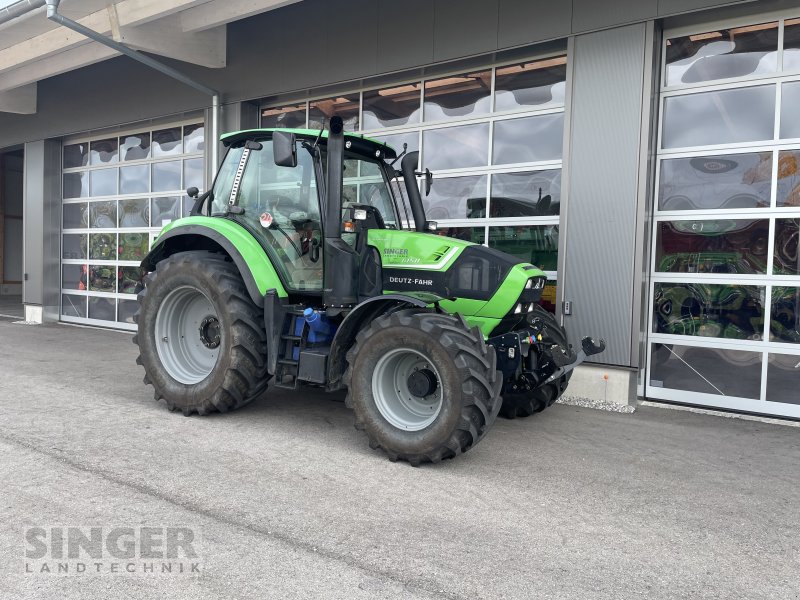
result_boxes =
[344,311,503,465]
[134,251,269,415]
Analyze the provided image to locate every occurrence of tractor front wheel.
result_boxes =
[499,374,571,419]
[134,251,269,415]
[344,311,502,465]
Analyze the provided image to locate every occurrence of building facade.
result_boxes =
[0,0,798,417]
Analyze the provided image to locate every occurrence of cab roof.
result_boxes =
[220,128,398,160]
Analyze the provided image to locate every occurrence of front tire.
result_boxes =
[499,374,571,419]
[134,251,269,415]
[344,311,502,465]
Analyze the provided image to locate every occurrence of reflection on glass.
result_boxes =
[488,225,558,271]
[90,168,117,197]
[184,124,205,154]
[309,95,360,131]
[88,296,116,320]
[780,82,800,139]
[90,138,119,165]
[120,133,150,161]
[493,114,563,165]
[375,131,419,156]
[777,150,800,206]
[424,70,491,121]
[658,153,772,211]
[184,158,204,190]
[152,160,182,192]
[539,280,557,313]
[88,265,116,293]
[437,226,485,244]
[766,353,800,404]
[262,103,307,129]
[63,143,88,169]
[119,268,145,295]
[770,287,800,343]
[119,198,149,228]
[119,232,150,262]
[120,164,150,194]
[662,86,775,148]
[62,264,84,291]
[774,219,800,275]
[63,172,88,199]
[62,294,87,318]
[655,219,768,274]
[782,18,800,72]
[62,234,87,259]
[153,128,183,156]
[118,299,140,324]
[63,203,88,229]
[665,23,778,86]
[422,123,489,170]
[89,233,117,260]
[363,83,422,129]
[424,175,486,220]
[151,197,181,226]
[653,282,765,339]
[490,170,561,217]
[89,201,117,228]
[183,195,194,218]
[494,57,567,111]
[650,343,761,399]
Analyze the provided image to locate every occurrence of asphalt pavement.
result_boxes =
[0,318,798,599]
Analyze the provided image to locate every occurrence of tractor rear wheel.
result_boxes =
[134,251,269,415]
[499,373,571,419]
[344,311,502,465]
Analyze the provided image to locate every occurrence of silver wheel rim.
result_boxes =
[154,286,220,384]
[372,348,443,431]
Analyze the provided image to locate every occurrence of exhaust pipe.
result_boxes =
[325,116,344,240]
[400,152,427,233]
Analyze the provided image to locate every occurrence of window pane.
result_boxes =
[62,234,87,259]
[119,198,149,228]
[490,170,561,217]
[119,232,150,262]
[424,175,486,220]
[782,18,800,72]
[262,103,307,128]
[655,219,769,274]
[89,201,117,228]
[151,197,181,226]
[770,287,800,343]
[309,95,360,131]
[665,23,778,86]
[184,158,204,190]
[488,225,558,271]
[422,123,489,170]
[63,143,88,169]
[658,153,772,211]
[62,294,87,318]
[153,127,183,157]
[89,233,116,260]
[90,168,118,197]
[650,343,762,399]
[493,114,564,165]
[63,172,88,199]
[117,299,140,324]
[184,124,205,154]
[119,164,150,194]
[373,131,419,155]
[62,264,84,291]
[88,266,116,293]
[540,280,558,313]
[120,133,150,161]
[766,353,800,403]
[88,296,116,320]
[777,150,800,207]
[438,226,485,244]
[63,203,88,229]
[119,268,145,295]
[152,160,182,192]
[653,282,765,340]
[662,86,775,148]
[90,138,119,165]
[494,57,567,111]
[424,70,491,121]
[774,219,800,274]
[363,83,422,129]
[780,82,800,139]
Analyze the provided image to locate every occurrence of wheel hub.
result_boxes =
[407,369,438,398]
[199,316,221,349]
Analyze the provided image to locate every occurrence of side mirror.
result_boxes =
[273,131,297,168]
[186,186,199,199]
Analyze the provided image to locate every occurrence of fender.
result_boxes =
[141,217,288,305]
[327,294,429,390]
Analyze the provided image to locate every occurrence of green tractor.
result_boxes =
[134,117,604,464]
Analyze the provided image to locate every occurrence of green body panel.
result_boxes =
[155,216,288,298]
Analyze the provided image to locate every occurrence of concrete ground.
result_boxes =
[0,318,798,600]
[0,294,23,319]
